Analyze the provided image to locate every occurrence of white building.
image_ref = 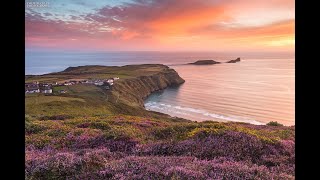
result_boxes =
[64,82,72,86]
[94,82,104,86]
[106,78,114,85]
[42,89,52,94]
[58,90,67,93]
[25,83,40,93]
[25,88,40,93]
[41,86,53,93]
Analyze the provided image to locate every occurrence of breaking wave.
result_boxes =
[145,101,265,125]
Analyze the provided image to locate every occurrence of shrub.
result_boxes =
[45,128,70,137]
[25,115,295,179]
[233,126,281,144]
[139,131,264,160]
[25,114,35,122]
[187,127,225,138]
[25,122,47,134]
[151,124,199,141]
[89,122,111,130]
[40,114,73,121]
[25,135,52,149]
[137,130,295,167]
[267,121,284,126]
[98,156,294,179]
[25,148,113,180]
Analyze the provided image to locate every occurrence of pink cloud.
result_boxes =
[25,0,295,51]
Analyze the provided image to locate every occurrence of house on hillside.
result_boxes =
[25,85,40,93]
[94,81,104,86]
[39,83,50,87]
[106,78,114,85]
[86,80,94,84]
[55,83,65,86]
[69,80,78,84]
[25,83,40,93]
[64,82,72,86]
[59,90,67,93]
[26,87,40,93]
[40,85,53,94]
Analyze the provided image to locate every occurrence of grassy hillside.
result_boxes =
[25,65,295,179]
[25,64,170,83]
[26,64,185,118]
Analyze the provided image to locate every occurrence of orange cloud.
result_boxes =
[149,5,227,35]
[25,0,294,52]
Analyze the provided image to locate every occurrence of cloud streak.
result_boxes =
[25,0,295,51]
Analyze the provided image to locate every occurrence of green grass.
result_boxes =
[25,82,163,120]
[25,64,169,83]
[25,94,85,105]
[25,77,60,83]
[52,86,66,93]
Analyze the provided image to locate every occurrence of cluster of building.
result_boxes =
[25,82,53,94]
[82,77,119,86]
[25,77,120,94]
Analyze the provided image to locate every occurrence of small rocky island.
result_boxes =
[189,57,241,65]
[226,57,241,63]
[188,60,221,65]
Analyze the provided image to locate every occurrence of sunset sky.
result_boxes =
[25,0,294,52]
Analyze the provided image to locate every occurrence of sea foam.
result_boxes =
[145,101,265,125]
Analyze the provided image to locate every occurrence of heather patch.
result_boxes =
[25,115,295,179]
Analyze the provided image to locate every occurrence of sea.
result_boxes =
[26,51,295,126]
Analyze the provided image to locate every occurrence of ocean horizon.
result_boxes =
[25,51,294,75]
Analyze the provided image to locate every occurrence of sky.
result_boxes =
[25,0,295,52]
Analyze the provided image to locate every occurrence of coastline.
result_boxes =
[25,64,189,121]
[25,64,295,179]
[25,64,292,126]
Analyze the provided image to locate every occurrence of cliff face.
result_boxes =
[111,67,185,107]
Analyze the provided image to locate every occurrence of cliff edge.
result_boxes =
[111,65,185,107]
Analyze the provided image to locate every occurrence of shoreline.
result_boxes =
[144,98,267,126]
[25,64,292,126]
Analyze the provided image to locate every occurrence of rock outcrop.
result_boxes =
[226,57,241,63]
[189,60,221,65]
